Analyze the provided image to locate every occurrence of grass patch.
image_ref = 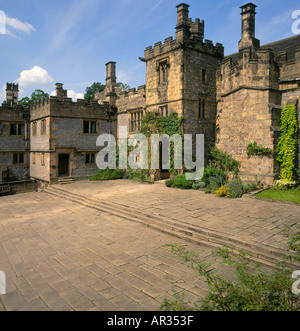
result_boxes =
[255,189,300,204]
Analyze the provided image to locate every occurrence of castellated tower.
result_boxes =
[216,3,281,185]
[5,83,19,106]
[144,3,224,160]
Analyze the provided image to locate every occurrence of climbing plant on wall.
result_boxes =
[140,112,184,177]
[275,105,298,183]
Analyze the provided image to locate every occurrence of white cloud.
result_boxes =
[67,90,84,101]
[17,66,54,88]
[6,15,35,34]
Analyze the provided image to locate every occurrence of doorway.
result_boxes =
[159,142,170,180]
[58,154,70,177]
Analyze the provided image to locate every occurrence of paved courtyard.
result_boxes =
[0,179,299,311]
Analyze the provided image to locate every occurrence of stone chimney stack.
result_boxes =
[175,3,191,41]
[6,83,19,106]
[105,62,117,106]
[56,83,67,101]
[106,62,117,90]
[239,3,260,51]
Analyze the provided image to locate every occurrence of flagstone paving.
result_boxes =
[0,179,299,311]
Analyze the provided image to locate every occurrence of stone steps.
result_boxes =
[44,185,299,269]
[57,178,75,185]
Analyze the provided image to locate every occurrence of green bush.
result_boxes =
[165,179,173,187]
[246,141,273,157]
[90,168,125,181]
[226,178,244,198]
[172,174,194,190]
[210,147,240,175]
[275,105,298,183]
[127,169,152,183]
[161,226,300,311]
[205,174,227,194]
[202,166,228,183]
[242,182,258,193]
[192,182,206,190]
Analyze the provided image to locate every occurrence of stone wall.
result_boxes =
[216,49,281,184]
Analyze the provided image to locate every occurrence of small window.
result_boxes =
[13,153,18,164]
[159,61,169,84]
[83,120,97,134]
[159,106,168,117]
[202,69,206,83]
[130,111,143,133]
[10,124,17,135]
[32,122,37,136]
[32,153,36,165]
[91,121,97,134]
[199,100,206,120]
[13,152,24,165]
[41,153,45,166]
[10,123,24,136]
[41,120,46,135]
[83,121,90,134]
[85,153,96,165]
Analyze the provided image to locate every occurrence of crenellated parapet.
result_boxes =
[144,36,224,61]
[218,48,279,98]
[30,95,110,121]
[117,85,146,113]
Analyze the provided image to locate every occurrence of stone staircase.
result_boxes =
[57,177,75,185]
[44,185,299,270]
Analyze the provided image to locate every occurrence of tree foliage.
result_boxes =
[84,82,105,103]
[18,89,49,108]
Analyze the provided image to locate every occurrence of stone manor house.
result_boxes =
[0,3,299,186]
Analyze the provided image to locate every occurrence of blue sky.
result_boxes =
[0,0,299,103]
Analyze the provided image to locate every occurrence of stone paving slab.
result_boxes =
[0,179,299,311]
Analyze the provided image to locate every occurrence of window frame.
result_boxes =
[12,152,25,165]
[83,120,98,134]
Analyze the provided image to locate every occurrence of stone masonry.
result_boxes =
[95,2,300,184]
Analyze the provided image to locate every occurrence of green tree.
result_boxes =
[116,82,131,90]
[19,89,49,108]
[84,82,105,103]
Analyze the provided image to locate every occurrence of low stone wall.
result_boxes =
[0,180,38,196]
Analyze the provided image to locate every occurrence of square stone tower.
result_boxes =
[144,3,224,160]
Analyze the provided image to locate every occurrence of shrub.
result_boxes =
[226,178,244,198]
[192,182,206,190]
[127,169,152,183]
[165,179,173,187]
[90,168,125,181]
[275,105,298,183]
[161,226,300,311]
[215,186,231,198]
[242,182,258,193]
[210,147,240,175]
[172,174,194,190]
[246,141,273,157]
[273,180,297,190]
[202,166,228,183]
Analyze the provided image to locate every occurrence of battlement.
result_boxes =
[118,85,146,99]
[219,48,279,97]
[144,37,224,60]
[144,4,223,60]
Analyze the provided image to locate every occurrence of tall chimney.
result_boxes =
[105,62,117,106]
[239,3,260,51]
[56,83,67,101]
[175,3,191,41]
